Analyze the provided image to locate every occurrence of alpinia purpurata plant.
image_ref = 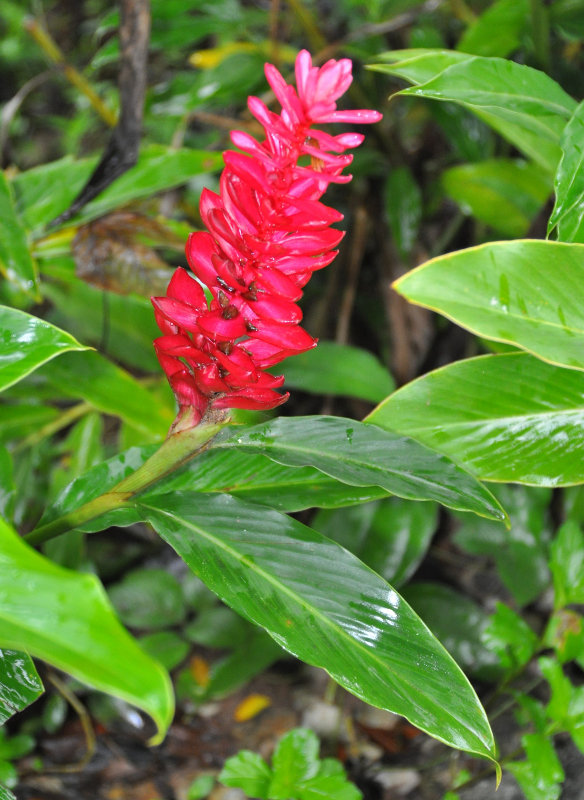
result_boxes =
[152,50,381,429]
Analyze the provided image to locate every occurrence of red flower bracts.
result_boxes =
[152,50,381,428]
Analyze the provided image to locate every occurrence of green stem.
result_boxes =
[25,421,225,547]
[529,0,551,70]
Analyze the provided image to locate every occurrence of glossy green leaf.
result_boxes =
[11,145,223,234]
[507,734,564,800]
[0,172,38,297]
[36,350,173,439]
[370,49,472,85]
[0,783,15,800]
[0,515,173,742]
[185,605,249,649]
[274,342,394,404]
[403,584,501,680]
[138,492,497,759]
[214,417,505,520]
[548,99,584,242]
[385,167,422,259]
[313,498,438,586]
[108,568,187,630]
[442,160,550,237]
[453,485,551,607]
[393,241,584,372]
[550,521,584,609]
[0,649,43,724]
[368,353,584,485]
[457,0,529,58]
[398,56,576,171]
[0,306,89,392]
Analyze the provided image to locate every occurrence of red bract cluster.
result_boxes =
[152,50,381,428]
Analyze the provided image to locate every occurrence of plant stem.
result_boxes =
[24,421,224,546]
[13,401,91,454]
[24,17,117,128]
[530,0,551,70]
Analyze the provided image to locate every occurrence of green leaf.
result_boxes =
[393,241,584,372]
[11,145,223,234]
[138,492,497,759]
[275,342,395,404]
[0,405,58,445]
[0,306,89,392]
[370,49,472,85]
[398,56,576,172]
[403,584,502,680]
[0,649,43,724]
[0,515,173,743]
[36,350,173,439]
[442,159,550,237]
[457,0,529,58]
[482,603,539,672]
[453,485,551,607]
[184,605,249,649]
[367,353,584,486]
[0,783,15,800]
[548,99,584,241]
[0,171,38,297]
[219,750,272,799]
[549,521,584,608]
[269,728,319,799]
[139,632,189,671]
[313,498,438,587]
[507,733,564,800]
[108,568,187,630]
[214,417,506,521]
[0,448,15,521]
[299,768,362,800]
[385,167,422,259]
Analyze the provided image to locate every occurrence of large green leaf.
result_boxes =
[0,649,43,725]
[0,172,38,297]
[0,515,173,742]
[11,145,223,234]
[313,498,438,587]
[442,159,550,238]
[393,240,584,371]
[213,417,505,520]
[275,342,394,404]
[548,99,584,242]
[456,0,529,58]
[137,492,497,760]
[367,353,584,485]
[397,56,576,172]
[0,306,89,392]
[36,350,173,439]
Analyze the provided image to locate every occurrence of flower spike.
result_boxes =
[152,50,382,429]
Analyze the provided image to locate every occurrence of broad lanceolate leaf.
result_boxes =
[550,521,584,609]
[0,172,38,297]
[367,353,584,485]
[549,99,584,241]
[0,515,173,742]
[398,56,576,172]
[0,306,89,392]
[394,241,584,372]
[11,145,223,234]
[36,350,173,439]
[0,649,43,724]
[442,160,550,238]
[213,417,505,520]
[138,492,497,759]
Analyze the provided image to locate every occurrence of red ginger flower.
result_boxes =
[152,50,381,428]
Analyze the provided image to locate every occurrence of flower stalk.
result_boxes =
[25,421,225,546]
